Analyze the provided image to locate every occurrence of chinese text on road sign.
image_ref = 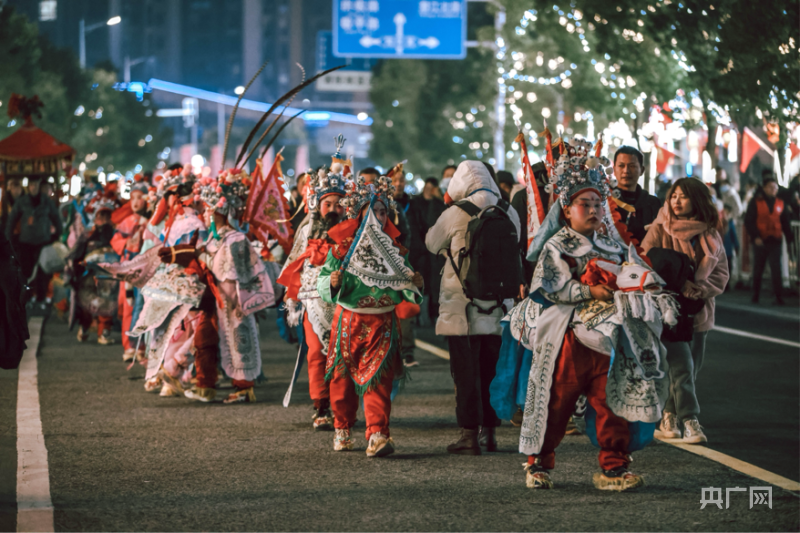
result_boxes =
[333,0,467,59]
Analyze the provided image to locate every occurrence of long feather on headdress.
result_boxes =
[232,64,346,170]
[221,61,268,172]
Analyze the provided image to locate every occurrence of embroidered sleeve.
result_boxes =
[530,243,591,304]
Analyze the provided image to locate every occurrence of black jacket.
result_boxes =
[5,192,62,246]
[615,185,662,244]
[646,248,705,343]
[0,230,29,369]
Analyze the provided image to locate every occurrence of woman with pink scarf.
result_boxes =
[642,178,729,445]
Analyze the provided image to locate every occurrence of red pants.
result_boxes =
[77,311,113,337]
[528,329,630,471]
[304,313,329,405]
[330,367,394,440]
[193,311,219,389]
[192,310,253,391]
[119,285,134,351]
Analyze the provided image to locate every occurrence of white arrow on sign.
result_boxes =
[393,12,406,54]
[416,37,440,49]
[356,11,441,55]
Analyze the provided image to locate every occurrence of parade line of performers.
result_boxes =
[15,127,729,492]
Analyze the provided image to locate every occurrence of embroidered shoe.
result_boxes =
[366,432,395,458]
[658,412,681,439]
[98,333,115,345]
[184,386,217,402]
[223,387,256,404]
[158,369,184,396]
[592,468,644,492]
[312,407,334,431]
[159,383,183,397]
[333,428,353,451]
[144,376,162,393]
[524,464,554,489]
[682,418,708,444]
[122,349,135,362]
[77,326,89,342]
[159,371,185,396]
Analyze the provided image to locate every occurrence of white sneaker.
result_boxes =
[365,432,394,458]
[333,428,353,451]
[122,349,135,362]
[658,412,681,438]
[682,418,708,444]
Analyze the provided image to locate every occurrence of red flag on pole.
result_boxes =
[515,131,546,249]
[655,144,677,174]
[740,126,774,173]
[244,152,294,254]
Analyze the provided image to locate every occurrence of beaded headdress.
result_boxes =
[128,173,150,195]
[157,168,196,200]
[193,168,251,221]
[543,137,615,207]
[340,174,397,220]
[307,135,349,212]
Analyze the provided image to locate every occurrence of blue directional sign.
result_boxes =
[333,0,467,59]
[317,31,375,71]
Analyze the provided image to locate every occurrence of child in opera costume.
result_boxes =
[116,170,209,398]
[110,174,156,363]
[317,174,424,457]
[277,136,350,429]
[175,168,277,403]
[68,198,120,345]
[497,137,677,491]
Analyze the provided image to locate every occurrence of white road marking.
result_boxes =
[656,436,800,492]
[716,301,799,321]
[16,317,54,532]
[712,325,800,349]
[415,339,450,360]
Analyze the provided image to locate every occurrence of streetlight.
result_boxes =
[79,16,121,69]
[124,56,152,83]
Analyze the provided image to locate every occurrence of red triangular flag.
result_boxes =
[740,127,773,173]
[245,153,294,254]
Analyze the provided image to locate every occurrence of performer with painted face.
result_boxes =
[510,134,675,491]
[118,169,209,397]
[185,169,276,403]
[278,137,350,430]
[317,174,424,457]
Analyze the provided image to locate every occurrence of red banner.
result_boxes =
[244,153,294,254]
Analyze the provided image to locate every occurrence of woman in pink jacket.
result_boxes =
[641,177,729,445]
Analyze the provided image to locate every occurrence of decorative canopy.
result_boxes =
[0,94,75,177]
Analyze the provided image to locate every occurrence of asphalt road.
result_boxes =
[1,290,798,532]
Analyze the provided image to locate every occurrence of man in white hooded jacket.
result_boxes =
[425,161,521,454]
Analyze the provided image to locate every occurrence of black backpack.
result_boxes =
[447,199,522,311]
